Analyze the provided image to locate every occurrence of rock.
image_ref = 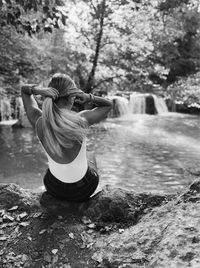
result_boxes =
[85,185,170,223]
[0,183,40,211]
[0,180,200,267]
[145,95,157,114]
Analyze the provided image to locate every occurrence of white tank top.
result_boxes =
[36,118,88,183]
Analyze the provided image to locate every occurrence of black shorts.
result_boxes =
[43,165,99,202]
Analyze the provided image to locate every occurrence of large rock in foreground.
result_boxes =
[0,181,200,267]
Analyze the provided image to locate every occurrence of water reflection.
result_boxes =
[0,113,200,194]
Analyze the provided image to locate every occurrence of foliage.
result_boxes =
[1,0,200,97]
[167,72,200,104]
[149,0,200,84]
[0,0,67,36]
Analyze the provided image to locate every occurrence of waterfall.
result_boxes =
[108,96,131,117]
[15,97,24,121]
[153,95,168,114]
[14,97,31,127]
[115,96,130,116]
[109,92,169,117]
[129,93,146,114]
[0,99,12,121]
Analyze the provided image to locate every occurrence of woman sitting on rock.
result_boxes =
[21,73,112,202]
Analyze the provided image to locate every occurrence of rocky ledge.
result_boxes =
[0,180,200,268]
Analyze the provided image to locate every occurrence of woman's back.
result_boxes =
[36,117,88,182]
[36,117,83,164]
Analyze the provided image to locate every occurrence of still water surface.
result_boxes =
[0,113,200,194]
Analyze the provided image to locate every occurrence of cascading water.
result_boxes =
[153,95,169,114]
[129,93,146,114]
[109,93,168,117]
[0,99,19,126]
[108,96,131,117]
[0,98,19,126]
[0,99,11,121]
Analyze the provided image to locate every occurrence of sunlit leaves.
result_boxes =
[0,0,67,35]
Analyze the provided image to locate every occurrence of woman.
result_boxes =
[21,73,112,202]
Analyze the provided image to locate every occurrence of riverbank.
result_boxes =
[0,179,200,267]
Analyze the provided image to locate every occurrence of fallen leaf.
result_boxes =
[32,212,42,218]
[15,215,20,221]
[19,222,30,227]
[81,216,91,224]
[52,249,58,255]
[19,212,28,219]
[87,242,94,248]
[0,236,7,241]
[87,229,94,234]
[8,206,18,211]
[3,215,14,222]
[39,229,46,234]
[69,233,74,239]
[87,223,96,229]
[27,236,32,241]
[0,210,5,216]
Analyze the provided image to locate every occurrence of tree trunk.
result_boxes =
[84,0,106,93]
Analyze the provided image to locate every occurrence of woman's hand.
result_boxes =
[72,92,90,104]
[33,86,59,100]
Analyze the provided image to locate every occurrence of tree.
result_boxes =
[0,0,67,36]
[148,0,200,85]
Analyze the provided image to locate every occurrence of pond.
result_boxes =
[0,113,200,194]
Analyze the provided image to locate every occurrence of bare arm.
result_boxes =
[75,93,112,125]
[21,84,58,128]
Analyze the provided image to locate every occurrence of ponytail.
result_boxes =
[42,97,88,156]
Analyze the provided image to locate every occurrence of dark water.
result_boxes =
[0,113,200,194]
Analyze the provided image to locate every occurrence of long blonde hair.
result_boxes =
[42,73,87,156]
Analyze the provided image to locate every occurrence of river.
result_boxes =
[0,113,200,194]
